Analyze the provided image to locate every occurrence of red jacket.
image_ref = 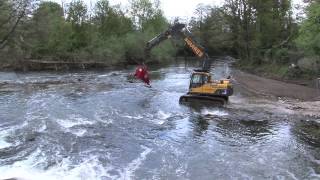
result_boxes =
[134,65,150,85]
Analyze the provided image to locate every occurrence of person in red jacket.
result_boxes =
[134,64,150,85]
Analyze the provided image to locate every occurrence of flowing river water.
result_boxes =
[0,59,319,180]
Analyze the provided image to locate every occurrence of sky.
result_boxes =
[108,0,224,18]
[52,0,306,19]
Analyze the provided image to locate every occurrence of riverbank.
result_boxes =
[235,61,320,88]
[0,57,172,71]
[0,59,132,71]
[233,70,320,118]
[233,70,320,101]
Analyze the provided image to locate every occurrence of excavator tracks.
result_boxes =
[179,94,228,106]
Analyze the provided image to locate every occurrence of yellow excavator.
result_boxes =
[144,23,233,105]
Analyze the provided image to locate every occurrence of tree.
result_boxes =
[204,7,233,55]
[0,0,38,49]
[129,0,161,30]
[296,1,320,56]
[222,0,293,62]
[94,0,133,38]
[67,0,87,25]
[67,0,89,50]
[29,1,71,58]
[194,4,211,30]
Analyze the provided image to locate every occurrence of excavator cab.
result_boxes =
[189,71,211,89]
[180,70,233,105]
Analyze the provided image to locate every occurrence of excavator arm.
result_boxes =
[136,23,233,104]
[145,23,185,56]
[145,23,211,71]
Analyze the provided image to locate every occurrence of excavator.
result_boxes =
[136,23,233,105]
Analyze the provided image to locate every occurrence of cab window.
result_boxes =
[191,74,203,84]
[203,75,209,83]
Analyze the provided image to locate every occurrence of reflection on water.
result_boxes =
[0,60,319,179]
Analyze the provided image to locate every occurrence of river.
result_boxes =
[0,59,319,179]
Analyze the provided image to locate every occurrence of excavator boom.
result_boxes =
[138,22,234,105]
[145,23,211,71]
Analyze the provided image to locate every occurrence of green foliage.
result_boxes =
[66,0,89,50]
[7,0,174,65]
[274,48,290,64]
[1,0,314,77]
[142,11,167,33]
[67,0,87,25]
[296,2,320,56]
[30,1,68,57]
[143,11,175,62]
[84,34,126,62]
[151,40,175,62]
[0,0,38,51]
[94,0,133,37]
[221,0,294,61]
[0,0,13,37]
[130,0,161,29]
[123,32,145,62]
[190,6,233,55]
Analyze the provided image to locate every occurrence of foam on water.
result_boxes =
[38,123,47,132]
[286,170,299,180]
[56,114,94,129]
[201,109,229,117]
[97,71,122,78]
[54,115,97,137]
[0,137,11,149]
[123,115,143,120]
[0,129,12,149]
[94,112,114,124]
[120,145,152,180]
[71,128,87,137]
[157,110,171,120]
[0,148,112,180]
[147,110,173,125]
[307,167,320,179]
[164,117,191,142]
[0,148,49,180]
[51,156,108,180]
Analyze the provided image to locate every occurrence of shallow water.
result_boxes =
[0,59,319,180]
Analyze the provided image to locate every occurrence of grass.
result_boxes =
[236,60,317,82]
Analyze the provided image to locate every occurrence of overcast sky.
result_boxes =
[52,0,306,19]
[108,0,224,18]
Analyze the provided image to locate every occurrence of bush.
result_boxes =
[296,2,320,57]
[274,48,290,64]
[123,32,145,63]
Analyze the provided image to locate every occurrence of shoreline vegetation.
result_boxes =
[0,0,319,84]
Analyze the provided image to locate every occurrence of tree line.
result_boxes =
[0,0,175,68]
[0,0,319,78]
[189,0,320,78]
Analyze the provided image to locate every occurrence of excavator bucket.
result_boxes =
[134,65,150,85]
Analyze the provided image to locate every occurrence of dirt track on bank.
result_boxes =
[233,70,320,118]
[233,70,320,101]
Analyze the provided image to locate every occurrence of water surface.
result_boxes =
[0,60,319,179]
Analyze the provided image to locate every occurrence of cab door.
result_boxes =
[189,74,205,93]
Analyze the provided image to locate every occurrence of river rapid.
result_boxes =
[0,59,319,180]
